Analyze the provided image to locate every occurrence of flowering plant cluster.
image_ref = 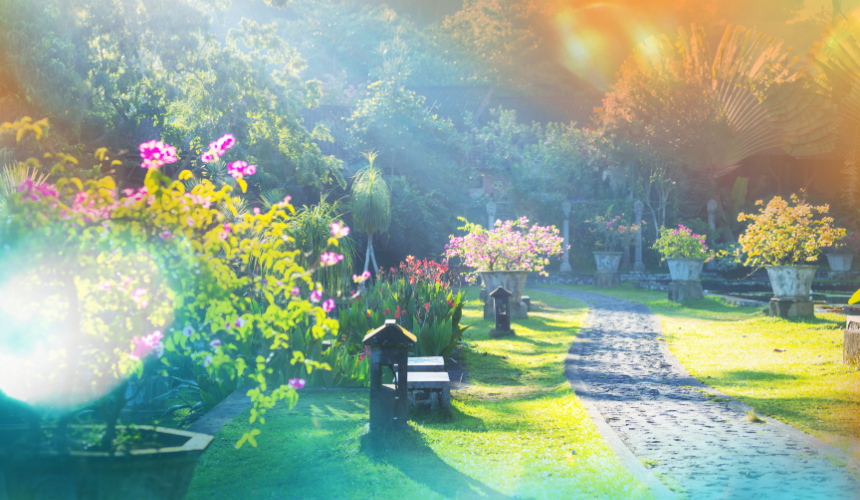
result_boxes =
[0,118,347,451]
[337,257,467,363]
[653,225,715,261]
[737,193,845,267]
[826,230,860,255]
[588,214,638,252]
[444,217,563,283]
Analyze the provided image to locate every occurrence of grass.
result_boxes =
[184,288,652,500]
[547,284,860,458]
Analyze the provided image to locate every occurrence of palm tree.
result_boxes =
[350,151,390,275]
[603,23,837,239]
[809,13,860,210]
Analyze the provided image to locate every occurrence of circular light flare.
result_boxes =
[0,247,176,411]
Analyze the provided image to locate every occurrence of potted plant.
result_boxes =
[588,214,637,288]
[825,230,858,275]
[737,193,845,317]
[0,118,346,499]
[444,217,562,319]
[653,224,715,301]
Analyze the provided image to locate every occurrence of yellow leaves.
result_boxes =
[237,177,248,193]
[236,429,261,449]
[0,117,50,142]
[178,170,194,181]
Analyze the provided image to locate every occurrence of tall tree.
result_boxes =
[351,152,390,275]
[601,23,837,239]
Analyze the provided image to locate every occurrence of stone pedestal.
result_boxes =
[484,298,527,319]
[768,297,814,318]
[594,270,620,288]
[668,281,704,302]
[844,328,860,364]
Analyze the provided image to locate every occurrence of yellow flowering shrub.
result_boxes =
[737,193,845,267]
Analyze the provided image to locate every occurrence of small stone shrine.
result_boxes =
[363,319,417,431]
[489,286,515,338]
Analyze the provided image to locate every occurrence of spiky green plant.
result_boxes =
[350,151,390,275]
[1,159,48,215]
[286,198,355,298]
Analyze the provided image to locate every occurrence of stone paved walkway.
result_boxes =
[537,288,860,500]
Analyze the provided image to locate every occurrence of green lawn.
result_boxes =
[185,289,652,500]
[547,284,860,458]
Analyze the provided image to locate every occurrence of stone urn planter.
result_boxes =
[826,253,854,275]
[480,270,529,319]
[766,265,817,318]
[0,426,213,500]
[593,251,622,289]
[666,258,705,302]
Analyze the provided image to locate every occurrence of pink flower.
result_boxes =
[279,196,292,208]
[330,222,350,238]
[322,299,336,313]
[253,207,260,215]
[310,290,323,303]
[225,321,232,330]
[227,161,256,179]
[182,325,194,337]
[203,355,213,367]
[160,230,173,241]
[320,252,344,267]
[139,140,178,170]
[235,317,246,328]
[210,339,222,348]
[187,216,194,227]
[201,151,215,163]
[98,281,111,291]
[291,286,300,296]
[288,378,306,390]
[130,331,164,360]
[216,133,236,153]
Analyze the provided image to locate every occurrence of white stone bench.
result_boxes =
[407,356,445,372]
[394,371,451,410]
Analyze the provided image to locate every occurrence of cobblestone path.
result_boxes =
[537,288,860,500]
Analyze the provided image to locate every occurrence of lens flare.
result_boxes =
[553,3,660,93]
[0,243,176,410]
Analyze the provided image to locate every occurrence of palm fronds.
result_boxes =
[350,152,390,235]
[1,160,48,212]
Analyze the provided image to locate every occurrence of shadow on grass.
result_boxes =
[360,429,523,500]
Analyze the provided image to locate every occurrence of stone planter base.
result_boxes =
[769,297,814,318]
[668,281,703,302]
[489,328,516,339]
[594,270,620,289]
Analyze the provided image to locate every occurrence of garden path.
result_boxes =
[536,288,860,500]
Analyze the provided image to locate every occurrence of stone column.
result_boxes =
[560,201,572,273]
[486,200,497,230]
[706,199,718,270]
[634,200,645,273]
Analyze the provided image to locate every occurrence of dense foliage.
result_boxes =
[0,119,345,450]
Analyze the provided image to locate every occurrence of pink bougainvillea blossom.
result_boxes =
[291,286,301,296]
[201,134,236,163]
[288,378,306,390]
[310,289,323,303]
[139,140,178,170]
[130,330,164,360]
[209,339,222,348]
[203,355,213,367]
[330,222,350,238]
[234,317,246,328]
[227,161,256,179]
[322,299,336,313]
[320,252,344,267]
[445,217,563,283]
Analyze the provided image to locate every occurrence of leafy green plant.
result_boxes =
[653,225,715,261]
[0,119,347,450]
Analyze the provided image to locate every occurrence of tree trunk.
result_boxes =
[369,233,380,275]
[363,234,372,274]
